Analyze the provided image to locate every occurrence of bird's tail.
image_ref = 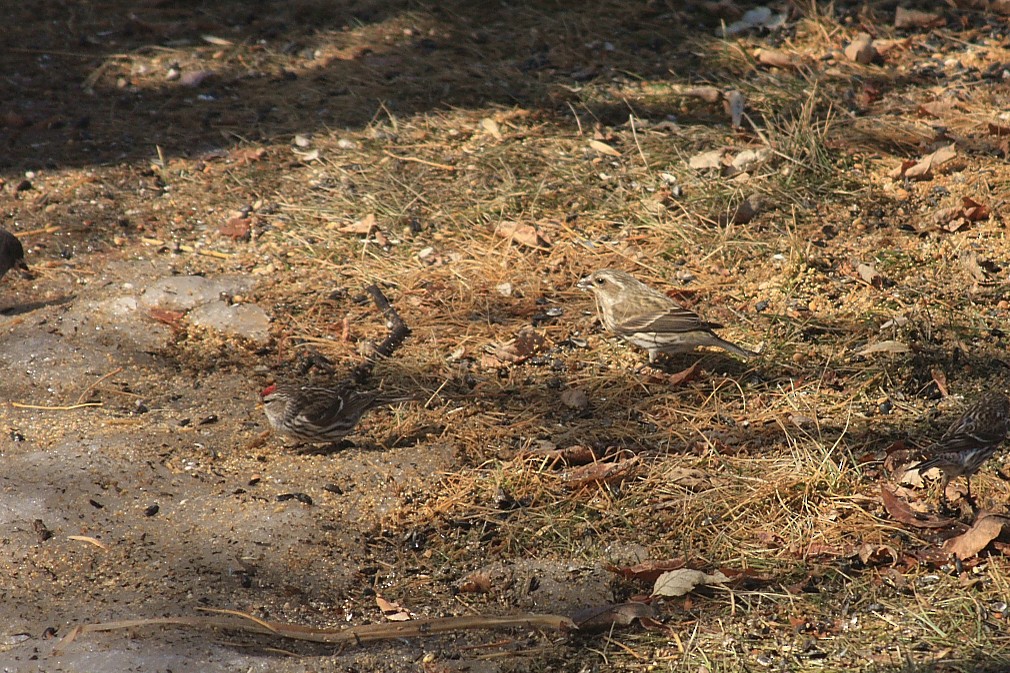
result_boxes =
[708,334,760,360]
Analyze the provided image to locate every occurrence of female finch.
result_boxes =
[577,269,758,361]
[261,382,407,443]
[914,392,1010,504]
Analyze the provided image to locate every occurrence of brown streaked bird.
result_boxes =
[0,229,28,280]
[576,268,758,361]
[261,382,409,444]
[915,391,1010,505]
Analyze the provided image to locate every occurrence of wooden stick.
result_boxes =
[352,284,411,383]
[60,610,575,649]
[382,151,456,171]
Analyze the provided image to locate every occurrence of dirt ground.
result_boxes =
[6,1,1010,671]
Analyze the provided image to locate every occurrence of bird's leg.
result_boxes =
[963,477,979,513]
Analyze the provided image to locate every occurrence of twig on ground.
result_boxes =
[352,284,411,383]
[58,609,575,649]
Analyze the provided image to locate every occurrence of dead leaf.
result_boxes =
[652,569,728,597]
[668,361,700,386]
[483,328,550,367]
[931,367,949,397]
[605,558,688,583]
[688,149,726,170]
[219,216,251,241]
[962,196,990,222]
[480,117,502,140]
[571,602,656,631]
[514,328,548,358]
[898,144,956,180]
[661,467,710,490]
[856,543,898,566]
[339,213,377,235]
[375,595,411,621]
[533,444,592,465]
[720,194,764,225]
[879,484,963,530]
[681,85,722,103]
[895,7,945,29]
[724,90,745,128]
[917,101,957,118]
[560,388,589,411]
[588,139,621,157]
[755,48,798,69]
[458,572,492,594]
[728,148,771,175]
[988,123,1010,137]
[229,147,266,164]
[148,308,185,327]
[856,340,910,356]
[563,457,640,488]
[943,514,1010,560]
[856,262,883,288]
[202,34,234,46]
[718,7,787,36]
[494,220,551,249]
[844,33,878,64]
[291,147,320,162]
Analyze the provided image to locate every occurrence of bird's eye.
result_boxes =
[595,278,605,285]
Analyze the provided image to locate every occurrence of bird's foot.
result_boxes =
[297,439,354,455]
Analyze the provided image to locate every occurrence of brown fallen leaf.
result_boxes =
[605,558,688,583]
[879,484,964,530]
[652,568,728,597]
[339,213,377,235]
[844,33,878,64]
[588,139,621,157]
[148,308,185,327]
[530,443,601,466]
[482,328,550,367]
[560,387,589,411]
[931,367,949,397]
[562,457,640,488]
[229,147,267,164]
[917,101,958,118]
[895,6,945,29]
[570,602,656,631]
[668,361,700,386]
[480,117,502,140]
[458,571,493,594]
[219,216,251,241]
[755,48,799,69]
[494,220,551,249]
[681,85,722,103]
[962,196,990,222]
[856,262,883,288]
[375,595,411,622]
[943,514,1010,560]
[856,340,910,356]
[988,123,1010,137]
[895,144,956,180]
[688,149,726,170]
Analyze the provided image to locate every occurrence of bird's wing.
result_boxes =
[614,302,715,334]
[288,388,350,426]
[938,411,1009,452]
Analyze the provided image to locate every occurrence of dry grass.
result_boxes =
[10,0,1010,669]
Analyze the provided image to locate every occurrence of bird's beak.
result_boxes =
[576,276,592,291]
